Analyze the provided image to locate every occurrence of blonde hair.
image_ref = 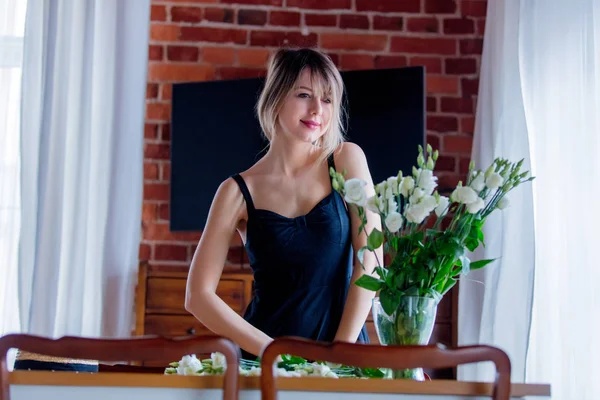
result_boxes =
[256,48,347,160]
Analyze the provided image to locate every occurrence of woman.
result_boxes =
[185,48,382,360]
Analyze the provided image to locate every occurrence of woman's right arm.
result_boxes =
[185,178,272,357]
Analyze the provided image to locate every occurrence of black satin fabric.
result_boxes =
[231,154,369,360]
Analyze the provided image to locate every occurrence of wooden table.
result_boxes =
[9,371,550,399]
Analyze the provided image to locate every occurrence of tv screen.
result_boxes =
[170,66,425,231]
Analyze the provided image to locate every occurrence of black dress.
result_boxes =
[231,154,369,360]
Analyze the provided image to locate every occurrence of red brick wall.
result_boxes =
[141,0,487,268]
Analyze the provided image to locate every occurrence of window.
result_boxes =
[0,0,28,344]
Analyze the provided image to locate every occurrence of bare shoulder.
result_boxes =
[216,177,243,202]
[207,177,246,224]
[333,142,370,179]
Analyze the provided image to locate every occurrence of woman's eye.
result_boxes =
[298,93,310,98]
[322,98,332,104]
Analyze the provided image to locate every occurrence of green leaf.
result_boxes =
[385,270,396,288]
[404,286,420,297]
[470,258,497,270]
[440,277,457,295]
[477,227,485,243]
[278,354,307,370]
[380,288,401,315]
[465,237,479,252]
[374,266,387,279]
[355,275,384,291]
[394,271,405,289]
[367,228,384,250]
[355,367,386,378]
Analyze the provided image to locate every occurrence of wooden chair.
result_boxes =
[0,333,241,400]
[260,337,511,400]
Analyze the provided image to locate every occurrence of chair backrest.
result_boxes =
[260,337,511,400]
[0,333,241,400]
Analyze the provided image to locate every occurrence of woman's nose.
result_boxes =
[310,98,322,115]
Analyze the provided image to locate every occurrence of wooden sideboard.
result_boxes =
[134,261,456,377]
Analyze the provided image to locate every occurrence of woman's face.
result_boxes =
[276,68,333,145]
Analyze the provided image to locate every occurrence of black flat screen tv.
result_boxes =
[170,66,425,231]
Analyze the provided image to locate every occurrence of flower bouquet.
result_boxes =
[165,352,386,378]
[330,144,533,379]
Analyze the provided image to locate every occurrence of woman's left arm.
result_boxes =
[333,142,383,343]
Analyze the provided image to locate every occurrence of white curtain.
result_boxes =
[0,0,28,369]
[458,0,536,383]
[460,0,600,398]
[522,1,600,399]
[18,0,150,338]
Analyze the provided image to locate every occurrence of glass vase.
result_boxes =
[372,296,438,380]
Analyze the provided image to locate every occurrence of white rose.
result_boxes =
[451,186,478,204]
[435,196,450,217]
[417,169,438,195]
[405,203,429,224]
[386,176,399,195]
[420,195,437,213]
[177,354,202,376]
[365,195,380,214]
[344,178,367,206]
[409,187,425,204]
[211,352,226,370]
[399,176,415,197]
[385,212,403,233]
[466,197,485,214]
[311,363,338,378]
[277,368,302,377]
[248,366,261,376]
[470,172,485,192]
[485,173,504,190]
[497,196,510,209]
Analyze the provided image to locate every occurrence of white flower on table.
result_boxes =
[211,352,226,370]
[385,212,403,233]
[276,368,303,377]
[344,178,368,206]
[241,366,261,376]
[311,363,337,378]
[451,186,478,204]
[176,354,202,376]
[485,172,504,190]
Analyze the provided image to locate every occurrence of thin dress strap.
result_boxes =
[231,174,256,214]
